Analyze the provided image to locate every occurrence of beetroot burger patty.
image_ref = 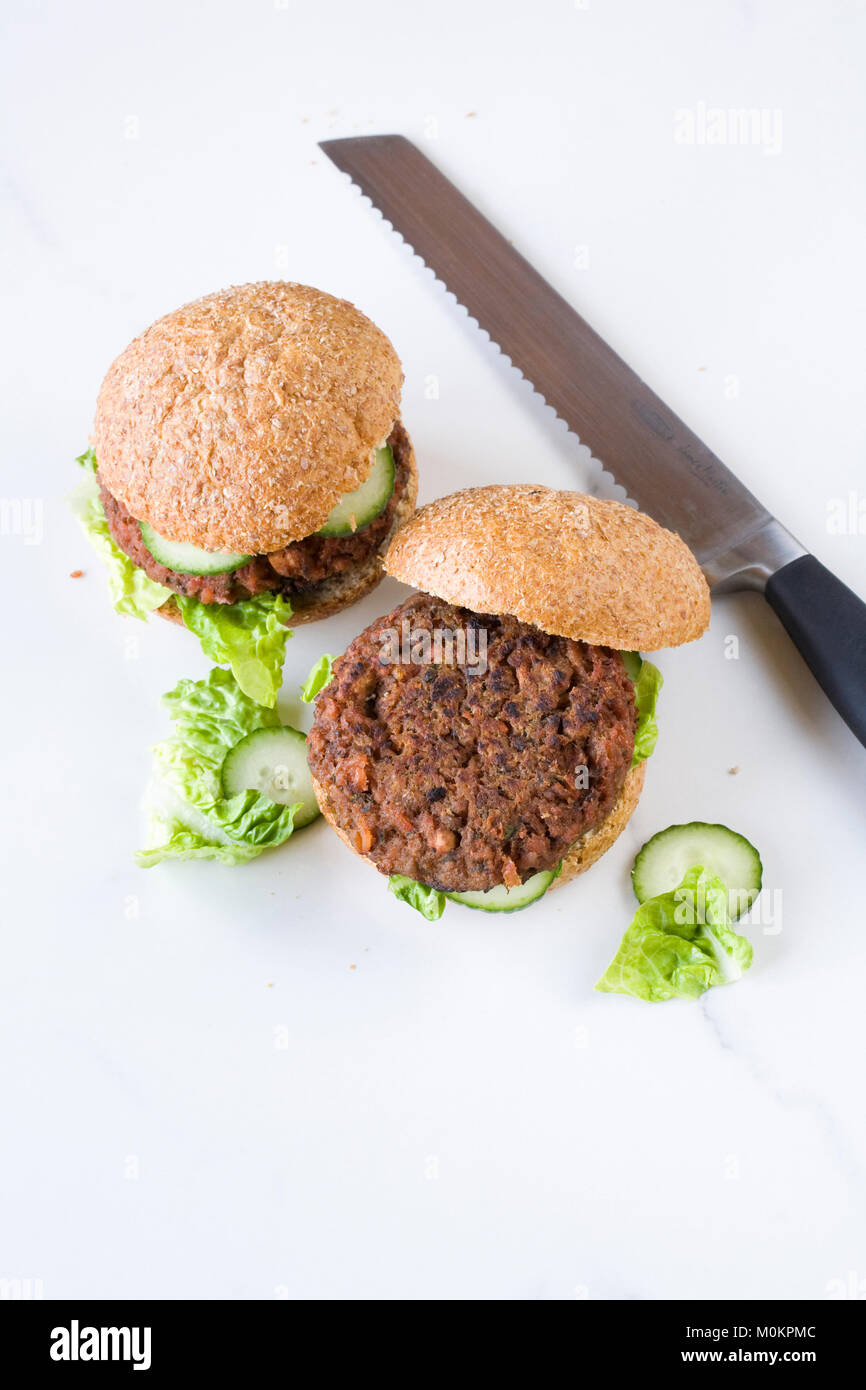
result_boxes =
[307,594,637,893]
[99,422,413,606]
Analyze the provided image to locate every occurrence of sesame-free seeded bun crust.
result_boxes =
[155,433,417,627]
[554,761,646,888]
[94,282,403,553]
[310,760,645,896]
[385,485,710,651]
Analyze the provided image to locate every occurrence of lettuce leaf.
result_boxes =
[136,667,300,866]
[174,592,292,709]
[75,447,98,475]
[136,806,265,867]
[622,652,663,766]
[388,875,446,920]
[71,451,292,704]
[71,454,173,619]
[301,653,336,703]
[596,865,754,1002]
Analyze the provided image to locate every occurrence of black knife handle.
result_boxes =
[765,554,866,747]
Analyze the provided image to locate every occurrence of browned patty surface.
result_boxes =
[98,422,411,605]
[307,594,637,892]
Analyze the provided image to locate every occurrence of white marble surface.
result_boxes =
[2,0,865,1300]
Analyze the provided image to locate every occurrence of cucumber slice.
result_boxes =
[220,727,320,828]
[317,445,395,537]
[445,866,560,914]
[632,823,762,920]
[139,522,253,575]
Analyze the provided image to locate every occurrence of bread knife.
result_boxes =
[320,134,866,748]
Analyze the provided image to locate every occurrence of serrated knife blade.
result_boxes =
[320,134,866,748]
[320,134,802,591]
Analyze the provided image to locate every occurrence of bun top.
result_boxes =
[93,282,403,552]
[384,484,710,650]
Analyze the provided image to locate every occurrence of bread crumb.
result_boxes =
[728,765,740,775]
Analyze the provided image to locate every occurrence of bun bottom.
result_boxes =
[553,760,646,889]
[155,600,184,626]
[311,758,647,904]
[155,440,418,630]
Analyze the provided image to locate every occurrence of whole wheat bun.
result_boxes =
[311,759,646,898]
[385,484,710,651]
[554,761,646,889]
[94,282,403,554]
[156,435,417,628]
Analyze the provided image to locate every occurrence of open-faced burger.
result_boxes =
[307,484,710,916]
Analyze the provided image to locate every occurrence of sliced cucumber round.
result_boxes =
[220,727,320,828]
[445,866,560,914]
[632,822,762,920]
[139,521,253,576]
[317,445,395,538]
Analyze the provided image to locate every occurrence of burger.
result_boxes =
[307,485,710,916]
[74,282,417,705]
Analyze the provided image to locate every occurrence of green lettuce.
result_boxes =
[136,807,268,867]
[137,666,300,866]
[72,450,292,706]
[71,451,173,619]
[388,875,446,921]
[173,592,292,709]
[76,448,98,474]
[622,652,663,766]
[596,865,754,1002]
[301,653,336,703]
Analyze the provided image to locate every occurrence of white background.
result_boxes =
[2,0,865,1300]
